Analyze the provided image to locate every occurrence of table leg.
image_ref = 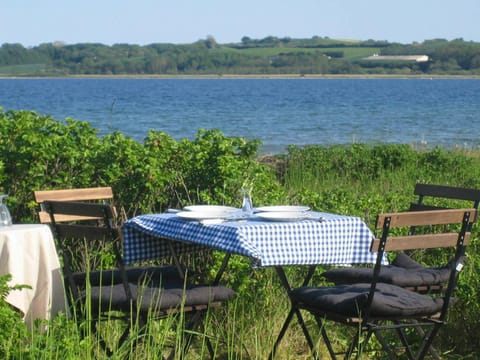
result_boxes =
[167,239,231,285]
[167,239,186,279]
[213,253,231,285]
[268,266,319,359]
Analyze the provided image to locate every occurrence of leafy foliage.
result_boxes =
[1,37,480,76]
[0,274,30,358]
[0,109,284,222]
[2,109,480,357]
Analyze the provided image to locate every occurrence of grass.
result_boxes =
[1,273,314,359]
[0,63,49,76]
[215,46,381,60]
[2,144,480,358]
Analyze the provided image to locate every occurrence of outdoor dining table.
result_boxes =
[122,211,378,268]
[122,210,381,355]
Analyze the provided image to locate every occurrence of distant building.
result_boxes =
[364,54,429,62]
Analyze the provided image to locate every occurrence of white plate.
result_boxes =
[256,211,310,222]
[183,205,238,214]
[176,211,228,221]
[255,205,310,213]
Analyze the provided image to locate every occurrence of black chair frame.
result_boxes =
[323,184,480,293]
[272,208,475,360]
[45,200,235,359]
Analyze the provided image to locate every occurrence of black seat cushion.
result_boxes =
[135,283,237,313]
[391,252,424,269]
[290,283,444,318]
[72,265,183,287]
[84,282,236,314]
[322,253,451,287]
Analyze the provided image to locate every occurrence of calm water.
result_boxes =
[1,77,479,153]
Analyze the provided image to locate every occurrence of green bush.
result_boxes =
[0,109,103,220]
[0,109,284,222]
[0,274,30,358]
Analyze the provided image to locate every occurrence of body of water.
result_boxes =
[1,77,479,153]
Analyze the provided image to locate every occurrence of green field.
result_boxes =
[216,45,381,60]
[0,63,49,75]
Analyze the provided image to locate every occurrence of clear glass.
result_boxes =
[241,187,253,216]
[0,194,12,227]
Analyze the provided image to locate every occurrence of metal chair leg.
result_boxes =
[373,329,401,360]
[416,325,442,360]
[268,307,295,359]
[408,320,440,360]
[315,316,336,360]
[296,308,319,359]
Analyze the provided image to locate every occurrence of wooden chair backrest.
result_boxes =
[34,187,114,223]
[44,200,117,240]
[43,200,123,300]
[372,208,476,252]
[368,208,476,321]
[408,184,480,237]
[411,183,480,211]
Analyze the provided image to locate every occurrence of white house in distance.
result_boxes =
[364,54,429,62]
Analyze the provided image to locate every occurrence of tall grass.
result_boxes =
[281,144,480,358]
[2,143,480,358]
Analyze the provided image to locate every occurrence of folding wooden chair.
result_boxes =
[44,200,236,358]
[323,183,480,293]
[34,186,185,286]
[286,208,475,360]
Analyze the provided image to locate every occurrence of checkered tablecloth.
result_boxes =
[122,211,380,267]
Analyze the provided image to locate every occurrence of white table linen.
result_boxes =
[0,224,66,328]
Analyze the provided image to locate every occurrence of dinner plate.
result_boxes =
[255,211,311,222]
[255,205,310,213]
[183,205,238,214]
[176,211,229,221]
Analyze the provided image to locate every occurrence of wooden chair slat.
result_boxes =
[45,201,114,218]
[371,232,470,252]
[414,183,480,202]
[376,208,476,228]
[55,223,114,241]
[34,187,113,202]
[38,212,102,223]
[34,187,114,223]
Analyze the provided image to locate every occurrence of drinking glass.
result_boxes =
[241,187,253,216]
[0,194,12,227]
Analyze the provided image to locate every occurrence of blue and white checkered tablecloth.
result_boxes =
[122,212,379,267]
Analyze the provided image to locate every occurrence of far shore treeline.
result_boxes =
[1,36,480,76]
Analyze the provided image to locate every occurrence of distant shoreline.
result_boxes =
[2,74,480,80]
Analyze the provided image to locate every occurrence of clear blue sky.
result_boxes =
[2,0,479,47]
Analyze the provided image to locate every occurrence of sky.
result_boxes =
[2,0,479,47]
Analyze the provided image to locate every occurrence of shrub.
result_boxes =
[0,274,30,358]
[0,110,284,222]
